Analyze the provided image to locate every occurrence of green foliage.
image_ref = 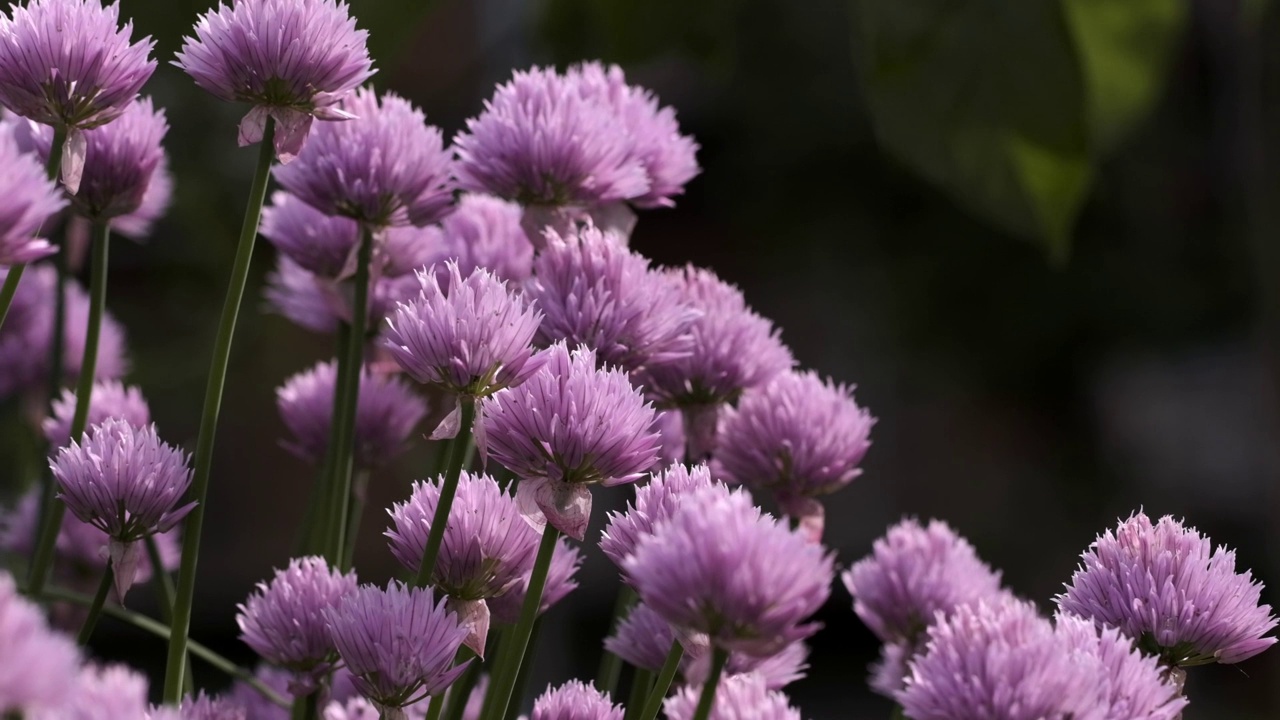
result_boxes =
[850,0,1187,257]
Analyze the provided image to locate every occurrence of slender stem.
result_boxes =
[595,585,638,693]
[442,655,482,720]
[341,469,371,569]
[75,562,114,645]
[689,648,728,720]
[624,668,654,720]
[890,705,907,720]
[480,528,559,720]
[28,223,110,595]
[327,225,373,569]
[147,536,194,696]
[0,265,26,334]
[290,692,318,720]
[164,119,276,702]
[302,324,349,557]
[414,398,476,587]
[637,641,684,720]
[424,693,446,720]
[501,620,541,720]
[47,125,67,182]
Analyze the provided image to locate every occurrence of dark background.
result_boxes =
[7,0,1280,717]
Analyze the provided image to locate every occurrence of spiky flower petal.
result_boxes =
[43,380,150,448]
[0,570,80,715]
[663,674,800,720]
[529,680,621,720]
[0,129,62,263]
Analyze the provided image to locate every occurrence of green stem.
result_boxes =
[28,222,109,596]
[146,536,194,696]
[624,668,653,720]
[413,398,476,587]
[890,705,907,720]
[595,585,638,693]
[75,562,113,645]
[341,469,371,569]
[689,648,727,720]
[480,528,559,720]
[442,655,482,720]
[47,125,67,182]
[301,324,349,557]
[424,693,446,720]
[0,265,27,333]
[326,225,373,569]
[290,692,318,720]
[501,620,541,720]
[637,641,684,720]
[163,119,276,702]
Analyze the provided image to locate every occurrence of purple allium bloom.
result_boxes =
[868,642,910,698]
[1056,510,1278,666]
[0,130,62,263]
[57,663,151,720]
[325,582,471,718]
[276,360,426,469]
[900,599,1186,720]
[0,0,154,191]
[62,267,128,381]
[176,692,247,720]
[604,601,676,673]
[713,370,874,538]
[489,536,581,625]
[70,96,166,221]
[274,88,453,227]
[600,463,713,569]
[529,680,622,720]
[237,556,358,693]
[175,0,374,162]
[477,343,661,540]
[385,262,542,398]
[386,471,540,655]
[43,379,150,448]
[50,418,193,597]
[322,697,379,720]
[112,154,171,239]
[652,410,685,468]
[227,666,292,720]
[623,485,833,656]
[264,256,341,333]
[663,674,800,720]
[260,191,360,279]
[0,570,80,715]
[529,224,694,373]
[843,518,1007,646]
[425,194,534,284]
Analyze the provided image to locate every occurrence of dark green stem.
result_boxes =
[301,325,349,557]
[326,225,373,569]
[624,668,654,720]
[341,469,371,569]
[75,562,113,645]
[413,398,476,587]
[637,641,684,720]
[163,119,276,702]
[28,222,109,595]
[424,693,446,720]
[0,265,27,333]
[501,620,541,720]
[146,535,194,696]
[480,528,559,720]
[442,654,482,720]
[290,692,318,720]
[690,648,728,720]
[595,585,638,693]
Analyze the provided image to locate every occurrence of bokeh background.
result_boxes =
[3,0,1280,717]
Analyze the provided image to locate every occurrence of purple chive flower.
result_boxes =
[276,360,427,469]
[529,680,622,720]
[637,266,793,459]
[264,256,341,333]
[0,130,63,263]
[652,411,685,468]
[69,96,167,221]
[0,0,155,191]
[274,88,453,227]
[260,191,360,279]
[322,697,378,720]
[1056,510,1278,666]
[50,418,194,598]
[62,268,128,380]
[0,570,80,715]
[477,343,661,540]
[60,664,152,720]
[714,370,874,539]
[227,665,292,720]
[529,224,694,373]
[385,471,540,655]
[868,642,910,699]
[325,582,471,718]
[600,463,713,568]
[424,194,534,284]
[624,485,833,656]
[176,692,247,720]
[603,601,677,673]
[237,556,358,695]
[489,537,582,625]
[843,518,1007,646]
[111,154,171,239]
[43,379,150,448]
[900,599,1186,720]
[663,674,800,720]
[384,262,542,399]
[175,0,374,162]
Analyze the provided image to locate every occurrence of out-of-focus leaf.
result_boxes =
[1063,0,1188,152]
[850,0,1091,252]
[1244,0,1271,26]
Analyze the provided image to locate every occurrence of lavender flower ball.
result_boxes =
[325,582,470,716]
[600,463,713,568]
[529,224,694,373]
[227,665,292,720]
[237,556,357,691]
[43,379,150,448]
[61,267,129,382]
[71,96,167,221]
[384,262,542,397]
[1056,510,1278,666]
[0,130,62,264]
[529,680,622,720]
[425,194,534,284]
[624,485,833,656]
[111,154,171,239]
[663,674,800,720]
[0,570,80,716]
[1056,613,1190,720]
[274,88,453,227]
[261,191,360,279]
[58,663,152,720]
[843,518,1006,646]
[264,256,341,334]
[176,692,248,720]
[489,536,582,624]
[276,360,426,469]
[175,0,374,162]
[476,343,661,540]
